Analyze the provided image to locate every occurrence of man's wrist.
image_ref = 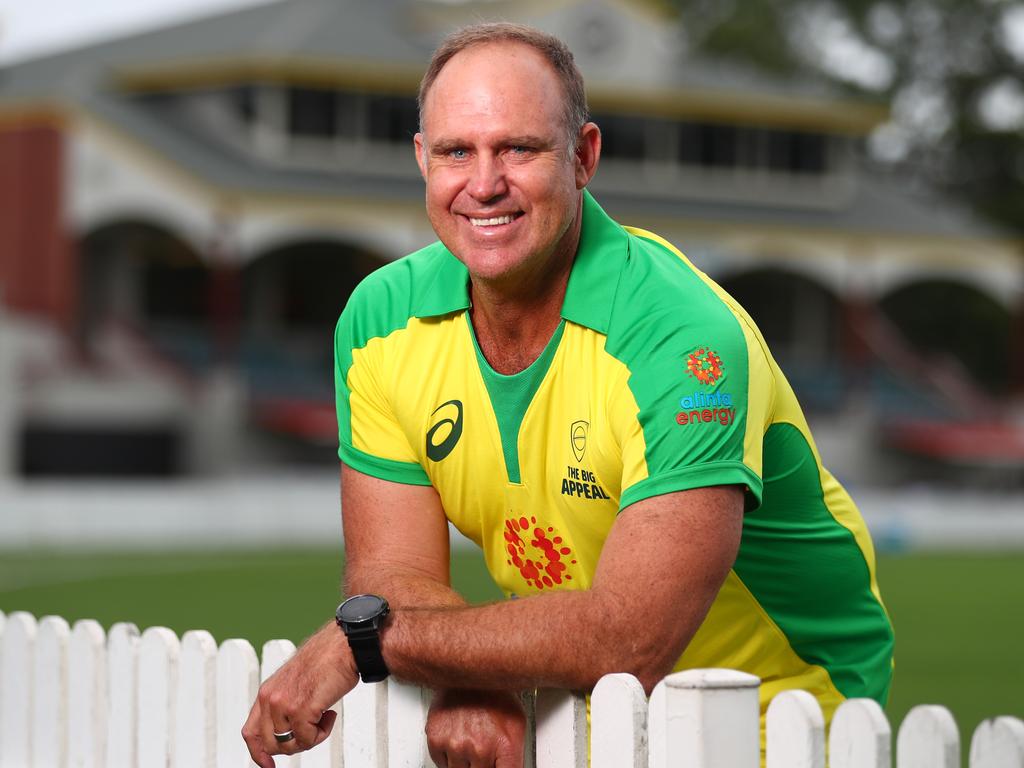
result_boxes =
[336,594,391,682]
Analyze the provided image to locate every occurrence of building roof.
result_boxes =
[0,0,1012,242]
[1,0,885,131]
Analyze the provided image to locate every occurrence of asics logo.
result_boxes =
[426,400,463,461]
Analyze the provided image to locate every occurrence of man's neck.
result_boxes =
[470,276,568,375]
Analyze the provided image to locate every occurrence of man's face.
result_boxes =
[415,42,590,285]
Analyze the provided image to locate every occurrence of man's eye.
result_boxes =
[450,148,468,159]
[510,146,532,155]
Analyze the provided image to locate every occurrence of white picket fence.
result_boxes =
[2,610,1024,767]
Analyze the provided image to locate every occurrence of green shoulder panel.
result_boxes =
[605,232,762,509]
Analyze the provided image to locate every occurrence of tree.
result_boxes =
[669,0,1024,233]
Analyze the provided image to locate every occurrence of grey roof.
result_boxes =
[0,0,1008,241]
[0,0,874,114]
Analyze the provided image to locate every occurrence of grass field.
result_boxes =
[2,547,1022,747]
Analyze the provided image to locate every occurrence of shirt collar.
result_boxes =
[413,189,628,332]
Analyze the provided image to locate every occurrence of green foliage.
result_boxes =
[666,0,1024,233]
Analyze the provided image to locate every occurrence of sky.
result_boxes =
[0,0,273,64]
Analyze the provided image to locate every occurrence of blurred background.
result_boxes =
[1,0,1022,750]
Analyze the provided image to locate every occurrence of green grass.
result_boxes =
[2,547,1022,746]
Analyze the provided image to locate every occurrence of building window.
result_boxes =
[232,85,256,124]
[596,113,647,160]
[368,95,418,143]
[288,87,339,138]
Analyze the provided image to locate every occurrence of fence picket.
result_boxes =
[591,673,647,768]
[260,639,300,767]
[344,680,387,767]
[970,716,1024,768]
[0,611,37,768]
[829,698,892,768]
[33,615,70,768]
[662,668,761,768]
[5,610,1024,768]
[387,678,430,767]
[105,623,140,768]
[535,688,587,768]
[897,705,959,768]
[173,630,217,768]
[68,619,107,768]
[137,627,180,767]
[766,689,824,768]
[302,690,343,768]
[216,638,259,768]
[648,677,668,768]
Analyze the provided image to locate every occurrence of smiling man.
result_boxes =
[242,23,894,768]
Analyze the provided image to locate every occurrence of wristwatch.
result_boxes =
[335,594,391,683]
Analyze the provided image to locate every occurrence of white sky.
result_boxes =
[0,0,273,64]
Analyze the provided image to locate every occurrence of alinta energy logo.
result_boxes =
[677,346,736,427]
[426,399,463,461]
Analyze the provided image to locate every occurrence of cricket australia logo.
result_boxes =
[570,420,589,463]
[426,399,463,461]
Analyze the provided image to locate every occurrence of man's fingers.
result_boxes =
[312,709,339,745]
[495,741,525,768]
[241,702,277,768]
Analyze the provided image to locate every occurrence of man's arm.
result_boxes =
[243,466,742,763]
[374,474,744,694]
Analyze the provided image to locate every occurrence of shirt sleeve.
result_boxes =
[334,302,431,486]
[608,246,770,512]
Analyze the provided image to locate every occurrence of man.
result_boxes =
[243,23,894,767]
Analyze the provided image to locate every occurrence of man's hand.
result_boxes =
[426,689,527,768]
[241,623,359,768]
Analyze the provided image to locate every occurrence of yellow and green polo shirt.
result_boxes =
[334,190,894,717]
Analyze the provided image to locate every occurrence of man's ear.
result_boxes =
[574,122,601,189]
[414,133,428,181]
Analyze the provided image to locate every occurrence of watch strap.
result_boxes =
[345,627,389,683]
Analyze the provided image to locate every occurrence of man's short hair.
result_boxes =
[418,22,590,148]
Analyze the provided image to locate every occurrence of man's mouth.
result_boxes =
[468,213,522,227]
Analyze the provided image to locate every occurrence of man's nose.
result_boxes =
[466,153,508,201]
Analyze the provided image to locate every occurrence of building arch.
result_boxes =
[718,267,845,411]
[878,278,1014,395]
[78,219,213,370]
[240,239,389,446]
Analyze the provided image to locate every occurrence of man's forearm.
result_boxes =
[380,587,674,693]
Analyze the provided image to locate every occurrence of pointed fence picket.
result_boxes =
[2,608,1024,768]
[68,619,107,768]
[174,629,217,768]
[0,611,35,768]
[898,705,961,768]
[591,672,647,768]
[32,615,69,767]
[829,697,892,768]
[105,622,140,768]
[767,689,826,768]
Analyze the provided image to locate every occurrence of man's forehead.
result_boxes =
[421,40,565,131]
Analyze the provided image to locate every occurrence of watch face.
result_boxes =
[340,594,386,623]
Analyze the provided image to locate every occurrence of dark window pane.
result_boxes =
[368,95,418,143]
[766,129,796,172]
[336,92,365,140]
[594,114,646,160]
[794,133,827,173]
[700,124,736,168]
[233,86,256,123]
[678,122,702,165]
[288,87,338,138]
